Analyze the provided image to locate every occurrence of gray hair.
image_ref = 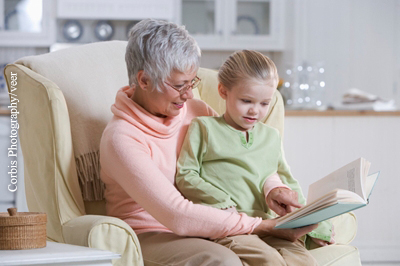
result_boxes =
[125,19,201,91]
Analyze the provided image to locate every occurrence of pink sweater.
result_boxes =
[100,86,262,239]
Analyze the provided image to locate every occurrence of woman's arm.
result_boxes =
[100,125,261,239]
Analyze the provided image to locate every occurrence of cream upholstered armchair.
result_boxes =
[4,41,361,266]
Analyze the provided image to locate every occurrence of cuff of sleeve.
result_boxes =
[307,231,331,242]
[263,173,290,199]
[248,217,263,235]
[307,220,332,242]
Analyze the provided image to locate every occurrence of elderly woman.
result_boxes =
[100,19,316,266]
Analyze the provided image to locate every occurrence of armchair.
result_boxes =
[4,41,361,266]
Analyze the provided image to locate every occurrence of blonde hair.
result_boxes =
[218,50,279,89]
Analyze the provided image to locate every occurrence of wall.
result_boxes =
[201,0,400,109]
[284,114,400,263]
[287,0,400,107]
[282,2,400,263]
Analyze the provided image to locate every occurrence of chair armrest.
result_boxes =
[307,212,358,250]
[62,215,143,266]
[331,212,357,245]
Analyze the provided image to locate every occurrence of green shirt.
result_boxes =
[176,116,332,241]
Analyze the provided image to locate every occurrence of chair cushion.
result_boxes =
[15,41,130,201]
[4,63,85,242]
[309,245,361,266]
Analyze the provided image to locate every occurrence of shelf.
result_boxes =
[181,0,285,51]
[285,110,400,117]
[0,0,56,47]
[57,0,177,21]
[0,108,10,115]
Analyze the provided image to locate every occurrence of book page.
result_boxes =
[362,160,371,190]
[365,172,379,201]
[307,158,366,203]
[277,189,364,225]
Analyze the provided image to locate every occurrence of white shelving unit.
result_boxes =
[0,0,56,47]
[180,0,285,51]
[1,0,285,50]
[54,0,180,46]
[57,0,179,21]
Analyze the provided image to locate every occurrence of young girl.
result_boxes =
[176,50,333,265]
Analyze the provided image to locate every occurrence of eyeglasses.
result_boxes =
[164,76,201,95]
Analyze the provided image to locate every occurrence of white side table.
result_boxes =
[0,241,121,265]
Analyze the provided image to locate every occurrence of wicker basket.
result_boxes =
[0,208,47,250]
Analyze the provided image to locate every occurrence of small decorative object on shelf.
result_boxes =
[63,20,84,41]
[0,208,47,250]
[236,15,260,35]
[281,61,327,110]
[95,21,114,41]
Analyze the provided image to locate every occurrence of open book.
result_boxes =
[275,158,379,229]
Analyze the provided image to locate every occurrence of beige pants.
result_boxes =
[138,232,317,266]
[215,234,317,266]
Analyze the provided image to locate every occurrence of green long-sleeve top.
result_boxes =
[176,116,332,242]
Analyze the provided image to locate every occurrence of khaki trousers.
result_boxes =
[138,232,317,266]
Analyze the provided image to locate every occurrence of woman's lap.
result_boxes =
[137,232,242,266]
[138,232,317,266]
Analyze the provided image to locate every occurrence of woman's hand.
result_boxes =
[266,187,303,216]
[310,225,336,246]
[253,219,318,242]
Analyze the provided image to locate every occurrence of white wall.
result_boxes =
[281,2,400,263]
[284,115,400,263]
[287,0,400,107]
[201,0,400,109]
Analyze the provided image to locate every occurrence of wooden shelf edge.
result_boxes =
[0,109,11,115]
[2,108,400,117]
[285,110,400,116]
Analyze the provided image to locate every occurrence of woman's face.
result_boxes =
[145,69,197,118]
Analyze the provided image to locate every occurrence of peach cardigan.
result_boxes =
[100,86,264,239]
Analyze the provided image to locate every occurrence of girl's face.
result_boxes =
[142,69,197,118]
[219,79,276,131]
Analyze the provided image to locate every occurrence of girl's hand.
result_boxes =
[310,225,336,246]
[266,187,303,216]
[253,219,318,242]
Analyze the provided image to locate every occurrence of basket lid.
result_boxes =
[0,208,46,226]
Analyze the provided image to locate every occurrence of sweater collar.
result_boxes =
[111,86,187,138]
